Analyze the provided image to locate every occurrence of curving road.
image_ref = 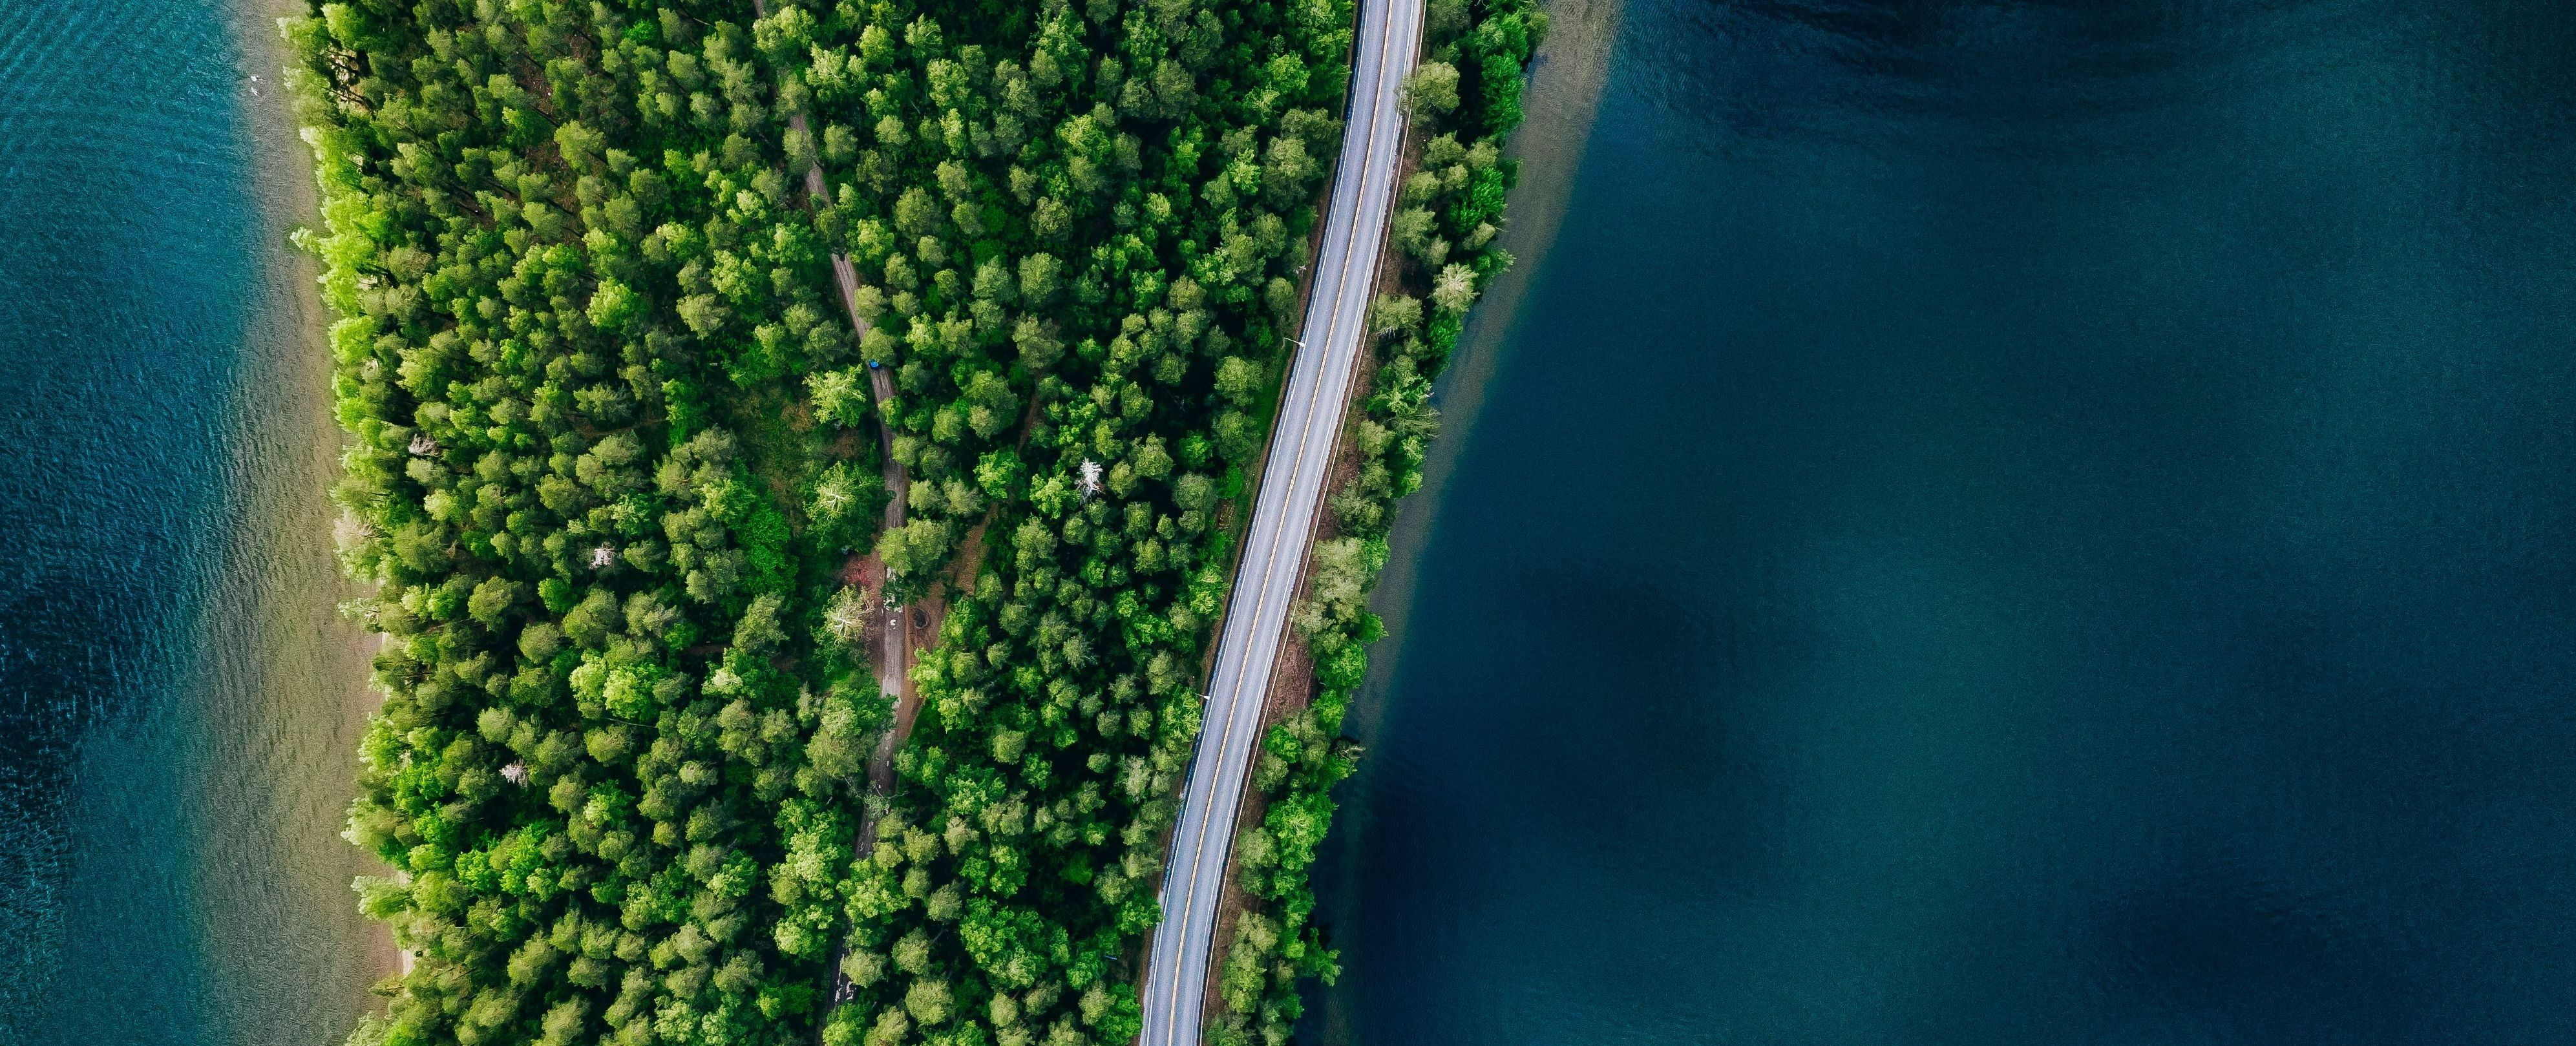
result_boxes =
[1139,0,1424,1040]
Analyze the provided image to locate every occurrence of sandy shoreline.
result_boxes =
[1353,0,1623,681]
[1296,0,1622,1040]
[227,0,409,987]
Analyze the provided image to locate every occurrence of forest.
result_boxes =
[284,0,1536,1045]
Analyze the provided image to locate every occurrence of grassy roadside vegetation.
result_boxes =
[1203,2,1541,1043]
[288,0,1532,1044]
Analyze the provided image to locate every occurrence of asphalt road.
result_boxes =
[1139,0,1424,1039]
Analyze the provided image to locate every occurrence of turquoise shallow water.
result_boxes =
[0,1,385,1043]
[1318,1,2576,1042]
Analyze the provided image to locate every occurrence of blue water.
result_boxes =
[1318,1,2576,1042]
[0,1,385,1043]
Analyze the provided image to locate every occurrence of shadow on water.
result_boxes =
[0,0,388,1043]
[1315,1,2576,1043]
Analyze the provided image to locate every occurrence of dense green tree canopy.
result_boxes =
[290,0,1536,1044]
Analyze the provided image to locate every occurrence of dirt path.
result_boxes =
[749,0,926,1013]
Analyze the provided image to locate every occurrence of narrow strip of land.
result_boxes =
[1137,0,1423,1038]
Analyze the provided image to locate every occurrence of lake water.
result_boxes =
[0,1,388,1043]
[1315,1,2576,1043]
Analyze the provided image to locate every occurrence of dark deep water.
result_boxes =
[0,1,386,1043]
[1316,1,2576,1042]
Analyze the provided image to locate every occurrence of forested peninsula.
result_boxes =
[284,1,1537,1045]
